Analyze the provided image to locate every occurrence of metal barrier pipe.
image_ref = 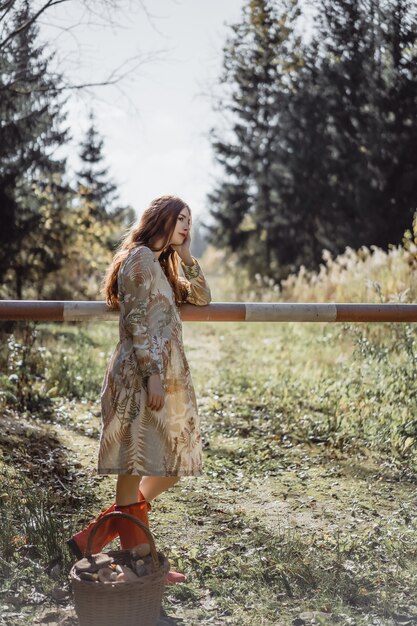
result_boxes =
[0,300,417,322]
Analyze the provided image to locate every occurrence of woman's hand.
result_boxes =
[171,232,193,265]
[147,373,165,411]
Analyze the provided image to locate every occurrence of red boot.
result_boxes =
[67,490,151,559]
[114,500,150,549]
[67,503,117,559]
[115,499,187,585]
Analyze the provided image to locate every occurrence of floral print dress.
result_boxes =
[97,245,211,476]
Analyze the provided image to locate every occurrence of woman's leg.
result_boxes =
[137,476,185,585]
[115,474,149,548]
[67,472,144,557]
[139,476,181,502]
[67,477,181,559]
[116,474,142,505]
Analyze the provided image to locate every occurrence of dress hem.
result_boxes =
[97,468,203,477]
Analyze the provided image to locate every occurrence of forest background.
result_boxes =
[1,1,417,625]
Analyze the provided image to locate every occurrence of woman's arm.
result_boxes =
[122,246,161,379]
[180,257,212,306]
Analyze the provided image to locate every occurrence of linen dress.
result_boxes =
[97,245,211,476]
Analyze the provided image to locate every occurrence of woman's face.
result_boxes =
[170,207,191,246]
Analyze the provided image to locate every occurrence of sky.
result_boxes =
[40,0,245,224]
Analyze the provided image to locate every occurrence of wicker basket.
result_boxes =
[70,511,170,626]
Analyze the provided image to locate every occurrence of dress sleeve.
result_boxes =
[180,257,212,306]
[121,246,161,378]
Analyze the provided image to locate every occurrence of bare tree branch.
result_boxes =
[0,0,69,50]
[0,1,16,26]
[134,0,171,38]
[37,16,85,49]
[3,48,166,96]
[0,0,181,119]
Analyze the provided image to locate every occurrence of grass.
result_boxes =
[1,241,417,624]
[151,317,417,625]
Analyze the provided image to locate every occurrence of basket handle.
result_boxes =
[85,511,160,570]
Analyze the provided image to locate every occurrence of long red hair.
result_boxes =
[102,195,192,308]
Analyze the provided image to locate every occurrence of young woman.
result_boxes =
[67,195,211,585]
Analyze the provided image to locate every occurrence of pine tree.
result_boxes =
[276,1,376,268]
[207,0,417,280]
[0,0,70,298]
[274,36,336,271]
[76,111,119,219]
[0,2,136,302]
[303,0,417,254]
[73,111,135,260]
[205,0,303,279]
[376,0,417,247]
